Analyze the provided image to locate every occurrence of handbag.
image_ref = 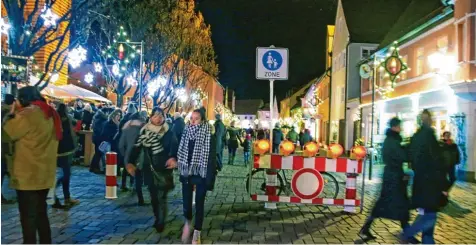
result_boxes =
[98,141,111,154]
[144,148,174,190]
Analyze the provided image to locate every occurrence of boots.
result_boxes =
[359,217,376,240]
[52,198,67,209]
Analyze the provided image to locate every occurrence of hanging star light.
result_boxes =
[176,88,188,102]
[112,64,121,76]
[40,7,59,27]
[94,63,103,73]
[84,72,94,84]
[379,41,408,88]
[126,76,137,86]
[0,18,11,35]
[68,46,87,68]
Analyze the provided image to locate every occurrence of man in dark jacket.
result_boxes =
[172,112,185,144]
[360,118,417,242]
[214,114,226,170]
[1,94,15,204]
[272,124,284,153]
[401,110,449,244]
[89,108,109,173]
[287,126,299,144]
[299,128,312,149]
[441,131,460,189]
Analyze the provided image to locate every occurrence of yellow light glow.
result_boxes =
[280,140,295,156]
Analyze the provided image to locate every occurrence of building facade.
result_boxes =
[360,0,476,181]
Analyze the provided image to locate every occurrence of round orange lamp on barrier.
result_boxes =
[280,140,295,156]
[327,143,344,159]
[351,145,367,160]
[254,139,270,155]
[303,142,319,157]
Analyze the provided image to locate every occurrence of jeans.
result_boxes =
[135,169,144,203]
[402,211,437,244]
[182,181,207,230]
[228,147,237,159]
[56,155,73,199]
[148,182,168,226]
[244,151,250,164]
[17,189,52,244]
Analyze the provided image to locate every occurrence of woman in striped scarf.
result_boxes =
[126,107,178,233]
[178,107,218,244]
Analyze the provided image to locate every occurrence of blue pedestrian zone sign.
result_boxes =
[256,47,288,80]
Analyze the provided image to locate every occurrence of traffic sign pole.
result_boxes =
[265,78,277,210]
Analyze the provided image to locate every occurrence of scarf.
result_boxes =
[31,100,63,141]
[178,122,211,178]
[445,139,454,145]
[135,122,169,155]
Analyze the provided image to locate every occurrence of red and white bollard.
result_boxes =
[105,152,117,199]
[344,173,358,212]
[265,169,278,209]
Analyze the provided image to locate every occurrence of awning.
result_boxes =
[27,76,77,99]
[59,84,111,103]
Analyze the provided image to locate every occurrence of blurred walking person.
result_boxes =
[90,107,109,174]
[226,121,241,165]
[299,128,312,150]
[401,110,449,244]
[272,124,284,153]
[440,131,460,189]
[214,114,226,170]
[359,118,417,243]
[172,112,186,144]
[119,112,147,205]
[2,86,61,244]
[178,108,217,244]
[126,107,178,232]
[241,134,252,165]
[53,103,80,209]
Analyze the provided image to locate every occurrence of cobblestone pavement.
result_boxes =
[2,149,476,244]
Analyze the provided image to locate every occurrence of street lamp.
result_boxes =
[428,52,457,75]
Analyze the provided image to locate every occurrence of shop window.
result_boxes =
[437,36,448,53]
[416,47,424,76]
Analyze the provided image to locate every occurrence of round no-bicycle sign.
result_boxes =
[256,47,288,80]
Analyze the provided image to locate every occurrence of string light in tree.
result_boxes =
[68,45,87,68]
[112,64,121,76]
[176,88,187,102]
[40,7,59,27]
[84,72,94,84]
[1,18,11,35]
[126,76,137,86]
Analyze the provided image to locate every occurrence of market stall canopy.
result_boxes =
[59,84,111,103]
[28,76,77,99]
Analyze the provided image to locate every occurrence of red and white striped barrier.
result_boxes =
[265,169,278,209]
[105,152,117,199]
[253,155,363,174]
[250,153,365,213]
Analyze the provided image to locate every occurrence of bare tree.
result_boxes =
[2,0,96,89]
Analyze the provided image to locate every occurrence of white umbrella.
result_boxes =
[59,84,111,103]
[26,76,77,99]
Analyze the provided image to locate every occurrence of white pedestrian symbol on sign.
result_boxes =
[263,50,282,71]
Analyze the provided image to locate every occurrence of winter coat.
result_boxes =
[299,131,312,146]
[257,129,266,140]
[92,110,108,143]
[214,119,226,151]
[2,105,58,190]
[242,139,252,152]
[179,131,218,191]
[440,140,460,168]
[118,112,133,133]
[287,130,299,143]
[118,119,144,165]
[73,108,83,121]
[409,125,449,212]
[172,117,185,143]
[272,128,284,145]
[1,104,14,170]
[371,129,410,221]
[57,115,77,156]
[227,127,241,149]
[81,110,94,130]
[128,125,178,189]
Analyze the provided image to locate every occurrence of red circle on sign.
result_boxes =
[291,168,324,199]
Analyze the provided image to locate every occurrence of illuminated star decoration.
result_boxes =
[84,72,94,84]
[0,18,11,35]
[68,46,87,69]
[40,7,59,27]
[112,64,121,76]
[94,63,103,73]
[176,88,187,102]
[379,41,408,88]
[126,76,137,86]
[102,26,138,79]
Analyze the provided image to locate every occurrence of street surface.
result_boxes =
[2,149,476,244]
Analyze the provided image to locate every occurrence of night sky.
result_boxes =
[198,0,337,101]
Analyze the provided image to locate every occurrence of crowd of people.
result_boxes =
[1,86,462,244]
